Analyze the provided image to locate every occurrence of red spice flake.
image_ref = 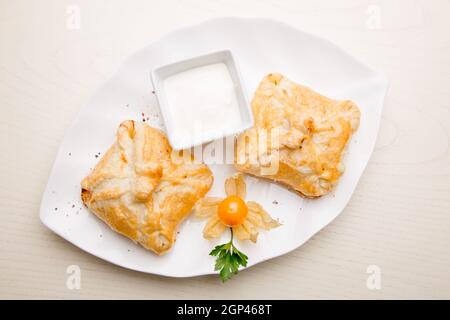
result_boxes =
[141,112,145,117]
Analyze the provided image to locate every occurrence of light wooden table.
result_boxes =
[1,0,449,299]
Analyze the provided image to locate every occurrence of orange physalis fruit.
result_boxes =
[218,195,248,227]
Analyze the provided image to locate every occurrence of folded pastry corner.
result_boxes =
[235,73,360,198]
[81,120,213,255]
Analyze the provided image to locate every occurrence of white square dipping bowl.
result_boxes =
[151,50,253,150]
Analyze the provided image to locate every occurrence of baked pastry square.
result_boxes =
[81,120,213,255]
[235,73,360,198]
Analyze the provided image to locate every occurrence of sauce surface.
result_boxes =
[163,63,242,146]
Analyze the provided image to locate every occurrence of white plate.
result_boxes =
[40,17,388,277]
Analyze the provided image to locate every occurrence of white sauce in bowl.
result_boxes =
[163,63,242,147]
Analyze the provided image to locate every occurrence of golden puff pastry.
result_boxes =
[81,120,213,255]
[235,73,360,198]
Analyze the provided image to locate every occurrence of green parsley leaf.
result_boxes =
[209,232,248,282]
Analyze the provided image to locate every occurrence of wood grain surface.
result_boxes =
[0,0,449,299]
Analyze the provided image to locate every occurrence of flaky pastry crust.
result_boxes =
[81,120,213,255]
[235,73,360,198]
